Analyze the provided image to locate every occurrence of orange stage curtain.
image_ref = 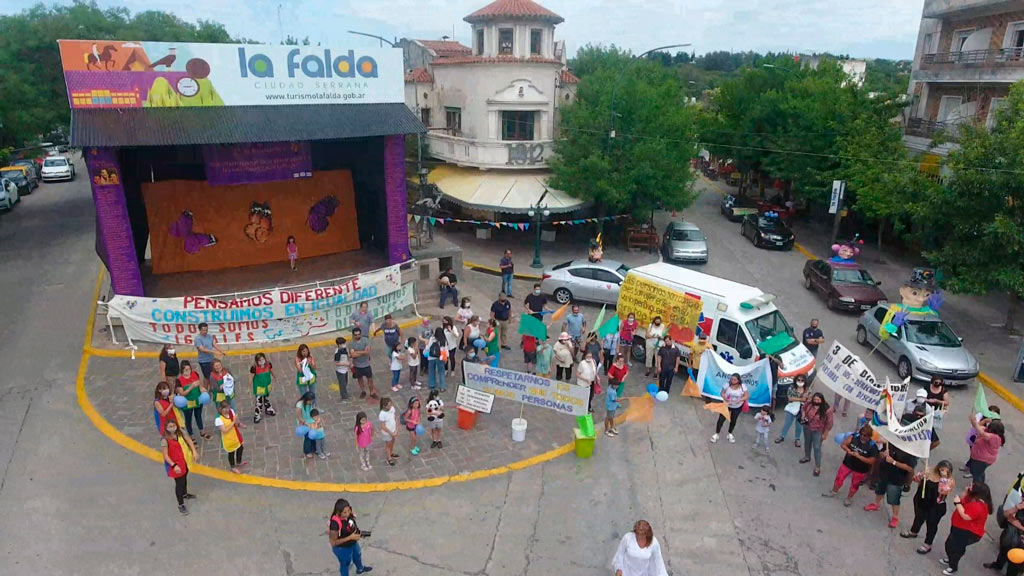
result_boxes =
[143,170,360,274]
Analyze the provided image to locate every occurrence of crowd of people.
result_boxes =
[146,263,1022,576]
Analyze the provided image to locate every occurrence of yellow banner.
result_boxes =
[617,275,702,331]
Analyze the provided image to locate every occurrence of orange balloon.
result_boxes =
[1008,548,1024,565]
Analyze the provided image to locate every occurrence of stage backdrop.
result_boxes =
[143,170,359,274]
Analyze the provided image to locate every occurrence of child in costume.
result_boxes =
[210,359,236,410]
[214,401,246,473]
[250,353,277,423]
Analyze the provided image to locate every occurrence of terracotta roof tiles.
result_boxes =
[415,40,472,57]
[560,69,579,84]
[464,0,564,24]
[404,67,433,83]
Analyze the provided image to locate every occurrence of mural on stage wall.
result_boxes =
[307,195,340,233]
[168,210,217,255]
[57,40,403,109]
[143,170,360,274]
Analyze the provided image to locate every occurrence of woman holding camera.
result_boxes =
[329,498,373,575]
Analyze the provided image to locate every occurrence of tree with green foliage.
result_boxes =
[550,47,699,220]
[0,1,234,148]
[912,82,1024,331]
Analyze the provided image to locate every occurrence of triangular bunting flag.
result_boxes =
[407,214,413,222]
[429,217,436,226]
[414,215,421,223]
[524,222,530,230]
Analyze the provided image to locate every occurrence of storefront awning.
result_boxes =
[70,103,425,147]
[427,164,586,214]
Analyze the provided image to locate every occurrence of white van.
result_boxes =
[618,262,816,384]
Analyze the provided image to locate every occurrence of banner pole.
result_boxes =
[921,458,928,499]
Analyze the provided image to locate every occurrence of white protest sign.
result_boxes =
[873,410,934,459]
[462,362,589,416]
[456,385,494,414]
[817,341,882,410]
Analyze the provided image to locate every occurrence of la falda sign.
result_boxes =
[58,40,403,108]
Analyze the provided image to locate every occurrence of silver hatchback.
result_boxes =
[855,304,979,386]
[541,259,630,305]
[661,221,708,263]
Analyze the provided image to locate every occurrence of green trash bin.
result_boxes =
[576,414,595,438]
[574,428,595,459]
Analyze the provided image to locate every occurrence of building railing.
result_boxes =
[922,47,1024,67]
[426,132,555,169]
[905,116,968,140]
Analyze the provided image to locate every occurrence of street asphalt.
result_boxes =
[0,162,1018,575]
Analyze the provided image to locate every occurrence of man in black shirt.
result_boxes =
[490,291,512,350]
[802,318,824,356]
[655,336,683,393]
[824,425,879,506]
[524,282,547,320]
[866,442,917,527]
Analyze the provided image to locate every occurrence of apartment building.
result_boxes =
[904,0,1024,156]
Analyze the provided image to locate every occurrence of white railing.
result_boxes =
[426,132,554,169]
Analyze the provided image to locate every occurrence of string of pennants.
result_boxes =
[406,213,629,230]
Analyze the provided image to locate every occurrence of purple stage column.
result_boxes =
[86,147,144,296]
[383,134,410,264]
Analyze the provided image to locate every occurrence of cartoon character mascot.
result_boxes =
[588,233,603,263]
[878,272,944,340]
[830,235,864,264]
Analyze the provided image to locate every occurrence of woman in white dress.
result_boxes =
[612,520,668,576]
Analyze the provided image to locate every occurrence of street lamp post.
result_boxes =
[609,43,690,139]
[528,203,550,269]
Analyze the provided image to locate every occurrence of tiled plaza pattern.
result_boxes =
[84,336,634,483]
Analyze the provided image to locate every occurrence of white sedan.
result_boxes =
[41,157,75,182]
[0,177,20,210]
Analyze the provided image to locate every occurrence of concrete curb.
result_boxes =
[463,259,543,280]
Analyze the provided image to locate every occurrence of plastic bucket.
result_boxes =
[574,428,595,459]
[511,418,528,442]
[457,406,477,430]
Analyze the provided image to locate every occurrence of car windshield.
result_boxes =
[616,264,630,276]
[758,217,784,230]
[1,170,21,179]
[43,158,67,167]
[904,320,961,347]
[832,268,875,284]
[670,229,703,241]
[744,310,796,351]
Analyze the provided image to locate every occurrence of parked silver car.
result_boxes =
[661,221,708,263]
[856,304,979,385]
[540,259,630,305]
[0,177,20,210]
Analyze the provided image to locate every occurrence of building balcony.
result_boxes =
[425,131,555,169]
[915,48,1024,83]
[923,0,1022,19]
[905,116,966,141]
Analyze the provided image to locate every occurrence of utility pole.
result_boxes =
[828,180,846,250]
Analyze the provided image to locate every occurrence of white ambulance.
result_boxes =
[618,262,816,386]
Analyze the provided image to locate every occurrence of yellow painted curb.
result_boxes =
[793,242,819,261]
[464,260,543,280]
[77,269,575,492]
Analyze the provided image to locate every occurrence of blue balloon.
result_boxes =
[474,338,487,349]
[834,432,852,445]
[646,383,658,395]
[173,395,187,409]
[198,392,211,405]
[307,428,325,440]
[415,424,426,436]
[295,425,310,438]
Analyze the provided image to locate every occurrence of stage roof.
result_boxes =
[70,103,425,147]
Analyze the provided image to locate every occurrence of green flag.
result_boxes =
[518,313,548,340]
[598,314,620,338]
[590,305,607,335]
[974,385,1001,420]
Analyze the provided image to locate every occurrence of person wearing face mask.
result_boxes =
[775,374,809,447]
[711,373,749,444]
[159,344,180,388]
[175,361,210,440]
[461,315,482,355]
[153,381,181,436]
[798,392,834,477]
[456,297,474,326]
[524,283,547,320]
[161,420,197,515]
[644,317,666,378]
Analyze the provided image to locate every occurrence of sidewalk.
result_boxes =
[703,175,1024,395]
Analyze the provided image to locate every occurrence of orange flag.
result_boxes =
[680,377,702,398]
[703,401,732,421]
[621,395,654,424]
[550,301,570,322]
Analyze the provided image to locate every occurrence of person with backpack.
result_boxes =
[328,498,373,575]
[426,327,447,392]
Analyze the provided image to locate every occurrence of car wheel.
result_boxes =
[855,326,868,346]
[553,288,573,305]
[804,275,813,290]
[897,357,913,380]
[827,295,838,310]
